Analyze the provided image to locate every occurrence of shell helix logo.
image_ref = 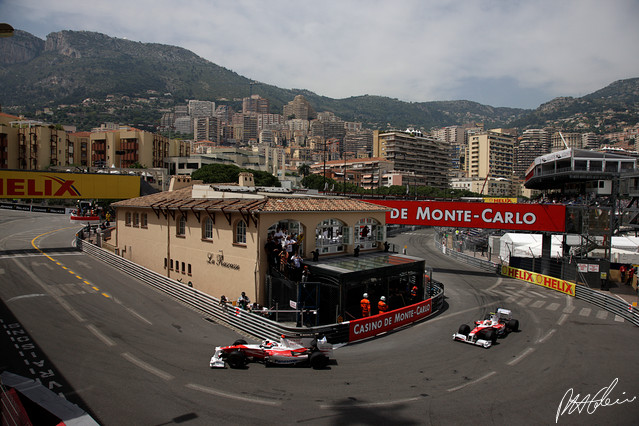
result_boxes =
[0,175,81,197]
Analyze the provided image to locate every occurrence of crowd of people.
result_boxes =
[264,226,310,282]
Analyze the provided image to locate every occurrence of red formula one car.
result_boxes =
[453,308,519,348]
[210,335,334,369]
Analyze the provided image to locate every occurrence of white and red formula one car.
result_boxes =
[210,335,334,369]
[453,308,519,348]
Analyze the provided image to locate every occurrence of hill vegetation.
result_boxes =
[0,30,637,133]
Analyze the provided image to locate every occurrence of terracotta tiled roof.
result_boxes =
[262,197,389,213]
[111,187,389,214]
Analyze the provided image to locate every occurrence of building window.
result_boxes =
[170,259,174,270]
[164,258,167,269]
[188,264,192,275]
[125,212,132,226]
[235,220,247,245]
[133,212,139,227]
[202,217,213,240]
[181,262,185,274]
[141,213,148,228]
[315,218,346,254]
[177,216,186,237]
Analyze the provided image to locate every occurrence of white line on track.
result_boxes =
[447,371,497,392]
[537,329,556,344]
[484,278,503,293]
[185,383,280,406]
[122,352,174,381]
[557,314,568,326]
[507,347,535,366]
[86,324,116,347]
[6,293,47,302]
[320,396,424,409]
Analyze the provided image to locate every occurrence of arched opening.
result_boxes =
[354,217,380,250]
[315,218,346,254]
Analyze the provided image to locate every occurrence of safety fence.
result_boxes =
[433,232,639,327]
[76,238,446,343]
[575,285,639,326]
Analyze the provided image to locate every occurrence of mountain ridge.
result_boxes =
[1,30,637,132]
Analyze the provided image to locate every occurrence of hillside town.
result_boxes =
[2,91,639,198]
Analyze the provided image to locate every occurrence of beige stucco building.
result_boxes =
[110,175,389,307]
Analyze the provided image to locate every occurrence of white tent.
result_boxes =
[499,233,639,263]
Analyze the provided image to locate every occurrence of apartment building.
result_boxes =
[466,129,515,180]
[373,130,449,189]
[515,128,551,179]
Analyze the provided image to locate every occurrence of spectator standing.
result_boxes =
[620,264,627,284]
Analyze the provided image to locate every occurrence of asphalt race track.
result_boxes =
[1,209,638,425]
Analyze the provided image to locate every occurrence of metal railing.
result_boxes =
[575,285,639,326]
[76,237,446,342]
[434,231,639,327]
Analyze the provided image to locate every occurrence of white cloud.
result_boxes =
[2,0,638,108]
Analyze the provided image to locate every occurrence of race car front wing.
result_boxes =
[452,333,492,348]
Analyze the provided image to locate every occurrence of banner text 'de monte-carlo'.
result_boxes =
[365,200,566,233]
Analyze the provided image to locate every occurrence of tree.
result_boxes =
[298,164,311,177]
[192,163,280,187]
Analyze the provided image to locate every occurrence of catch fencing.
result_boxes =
[76,238,445,343]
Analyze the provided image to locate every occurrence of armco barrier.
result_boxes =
[76,238,445,342]
[434,233,639,327]
[575,285,639,326]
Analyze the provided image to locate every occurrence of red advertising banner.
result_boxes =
[348,299,432,342]
[365,200,566,232]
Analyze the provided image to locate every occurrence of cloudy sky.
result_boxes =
[2,0,638,109]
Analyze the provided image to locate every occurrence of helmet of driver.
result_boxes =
[363,293,368,299]
[380,296,386,301]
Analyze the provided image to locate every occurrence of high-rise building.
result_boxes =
[243,95,269,114]
[188,100,215,117]
[373,130,449,189]
[283,95,316,121]
[515,128,551,179]
[465,129,515,181]
[551,132,583,151]
[193,116,218,143]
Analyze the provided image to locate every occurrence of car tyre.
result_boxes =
[458,324,471,336]
[233,339,247,346]
[310,352,329,370]
[227,350,246,369]
[484,329,497,344]
[507,319,519,332]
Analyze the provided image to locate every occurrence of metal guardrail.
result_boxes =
[433,232,639,327]
[575,285,639,326]
[77,238,446,342]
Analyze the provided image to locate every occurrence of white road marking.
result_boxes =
[122,352,174,381]
[12,258,85,322]
[186,383,280,406]
[563,305,575,314]
[537,329,556,343]
[557,314,568,326]
[530,300,545,308]
[320,396,423,409]
[596,310,608,320]
[614,315,625,322]
[578,307,591,317]
[6,294,47,302]
[447,371,497,392]
[507,347,535,366]
[546,302,560,311]
[516,297,532,307]
[86,324,116,347]
[484,278,503,293]
[529,290,547,299]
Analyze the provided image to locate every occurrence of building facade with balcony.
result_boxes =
[373,130,449,189]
